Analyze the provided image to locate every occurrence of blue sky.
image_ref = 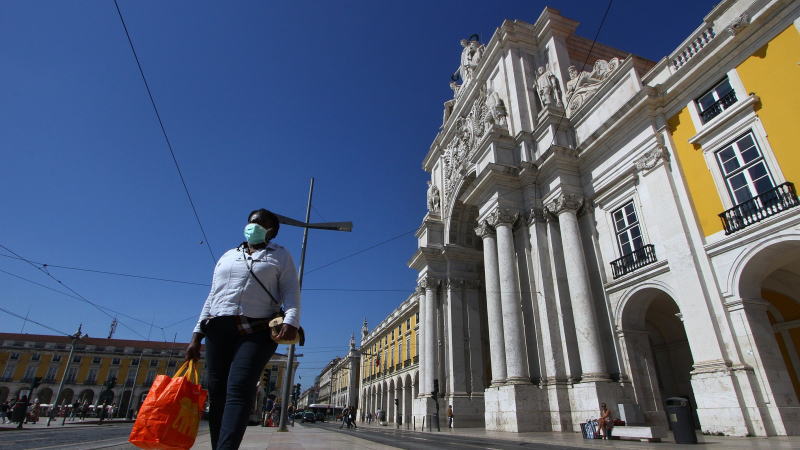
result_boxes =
[0,0,715,385]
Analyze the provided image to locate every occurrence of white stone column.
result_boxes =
[489,208,530,383]
[419,276,439,395]
[475,221,507,384]
[445,278,467,394]
[546,194,608,379]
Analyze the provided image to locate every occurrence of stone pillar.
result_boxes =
[488,208,530,383]
[475,221,507,384]
[727,297,800,435]
[419,276,439,395]
[444,278,467,394]
[546,194,608,379]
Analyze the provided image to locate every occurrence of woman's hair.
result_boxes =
[248,208,280,238]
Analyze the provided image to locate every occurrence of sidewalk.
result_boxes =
[192,423,398,449]
[0,417,132,431]
[356,420,800,449]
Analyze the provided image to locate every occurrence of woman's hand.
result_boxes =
[275,324,298,341]
[185,332,203,361]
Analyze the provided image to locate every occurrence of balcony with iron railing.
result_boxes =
[699,90,738,123]
[610,244,658,279]
[720,182,799,235]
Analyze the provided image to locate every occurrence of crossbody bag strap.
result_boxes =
[240,245,281,307]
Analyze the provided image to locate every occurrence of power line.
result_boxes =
[0,244,148,339]
[0,253,208,287]
[0,305,70,336]
[113,0,216,265]
[0,267,155,328]
[305,229,416,275]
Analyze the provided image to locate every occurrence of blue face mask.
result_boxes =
[244,223,268,245]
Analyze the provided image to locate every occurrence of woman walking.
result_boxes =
[186,209,300,450]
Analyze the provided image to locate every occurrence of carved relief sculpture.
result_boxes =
[459,38,484,83]
[535,66,563,108]
[474,220,495,238]
[486,91,508,128]
[564,58,621,115]
[426,181,441,215]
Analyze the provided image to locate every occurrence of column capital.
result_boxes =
[525,207,545,226]
[417,275,440,291]
[474,220,495,238]
[487,207,519,227]
[545,192,583,215]
[446,278,465,290]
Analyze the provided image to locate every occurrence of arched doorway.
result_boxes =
[388,379,395,423]
[36,387,53,404]
[733,238,800,435]
[403,373,413,425]
[78,389,94,404]
[57,388,74,405]
[619,288,696,429]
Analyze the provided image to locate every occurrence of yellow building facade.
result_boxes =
[358,293,418,423]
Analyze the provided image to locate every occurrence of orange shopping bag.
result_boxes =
[129,360,207,450]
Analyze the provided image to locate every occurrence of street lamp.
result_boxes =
[277,178,353,432]
[49,324,85,427]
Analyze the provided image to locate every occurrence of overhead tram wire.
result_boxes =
[0,305,71,337]
[0,244,148,339]
[0,267,155,328]
[113,0,216,265]
[0,253,209,287]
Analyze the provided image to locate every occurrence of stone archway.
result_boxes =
[78,389,94,404]
[403,373,413,426]
[388,379,396,424]
[57,388,74,405]
[732,237,800,435]
[619,287,695,430]
[36,387,53,404]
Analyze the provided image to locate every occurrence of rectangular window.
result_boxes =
[406,336,411,361]
[2,364,15,380]
[92,357,101,364]
[716,132,775,205]
[86,368,97,384]
[31,353,41,361]
[149,359,159,368]
[45,366,58,380]
[613,201,643,257]
[696,77,737,123]
[112,358,120,365]
[51,354,62,362]
[65,367,77,383]
[168,360,176,367]
[10,352,19,360]
[145,369,156,385]
[72,355,81,363]
[130,358,139,366]
[23,364,37,381]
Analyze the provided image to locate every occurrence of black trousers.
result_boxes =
[204,317,277,450]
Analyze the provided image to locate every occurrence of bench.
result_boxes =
[612,426,663,442]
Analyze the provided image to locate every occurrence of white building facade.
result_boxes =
[408,1,800,437]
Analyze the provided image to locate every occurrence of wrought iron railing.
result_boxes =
[700,90,737,123]
[610,244,658,279]
[719,182,799,234]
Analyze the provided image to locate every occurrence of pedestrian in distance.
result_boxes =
[349,408,358,430]
[340,407,349,429]
[186,208,301,450]
[11,395,28,429]
[0,400,8,423]
[447,404,454,428]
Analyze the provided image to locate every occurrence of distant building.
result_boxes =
[0,332,295,418]
[358,296,419,424]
